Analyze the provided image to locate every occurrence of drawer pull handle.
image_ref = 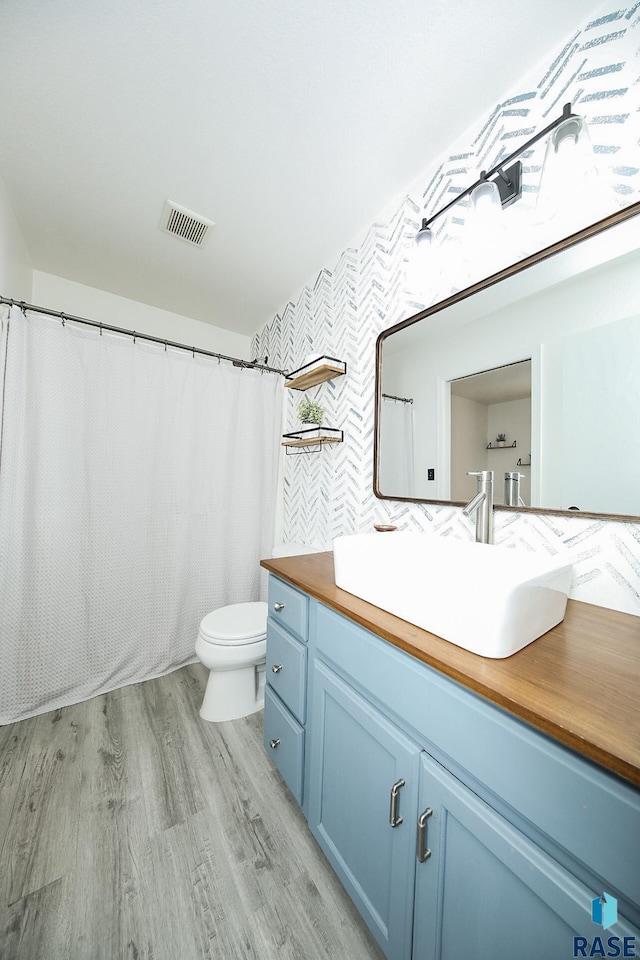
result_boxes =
[389,778,405,827]
[269,738,281,749]
[273,602,285,612]
[271,663,283,674]
[417,807,433,862]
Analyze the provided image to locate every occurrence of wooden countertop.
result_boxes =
[261,551,640,787]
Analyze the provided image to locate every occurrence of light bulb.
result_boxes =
[414,220,433,255]
[470,179,502,221]
[537,114,604,235]
[407,220,444,304]
[464,178,506,284]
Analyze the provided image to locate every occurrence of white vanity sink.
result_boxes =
[333,533,573,658]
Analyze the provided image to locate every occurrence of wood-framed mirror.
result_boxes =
[374,200,640,521]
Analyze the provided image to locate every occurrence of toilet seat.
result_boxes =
[198,601,268,645]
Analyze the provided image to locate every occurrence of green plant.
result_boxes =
[297,397,325,425]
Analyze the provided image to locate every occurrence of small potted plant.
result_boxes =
[297,397,325,428]
[496,433,507,447]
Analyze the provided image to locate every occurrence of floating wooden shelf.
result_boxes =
[281,427,343,450]
[284,356,346,391]
[486,441,517,450]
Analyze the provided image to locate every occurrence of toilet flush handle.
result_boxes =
[273,602,285,612]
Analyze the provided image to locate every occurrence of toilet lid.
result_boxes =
[199,601,268,644]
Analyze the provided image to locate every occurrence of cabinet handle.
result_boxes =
[417,807,433,862]
[269,738,281,749]
[271,663,283,674]
[389,778,405,827]
[273,602,285,612]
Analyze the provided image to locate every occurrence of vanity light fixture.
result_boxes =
[414,102,581,243]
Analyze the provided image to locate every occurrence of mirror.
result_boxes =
[375,201,640,520]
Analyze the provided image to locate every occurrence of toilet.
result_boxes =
[195,601,268,722]
[195,543,320,722]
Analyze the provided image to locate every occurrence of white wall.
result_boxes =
[487,398,531,505]
[451,396,488,501]
[0,172,32,300]
[32,272,252,358]
[562,313,640,514]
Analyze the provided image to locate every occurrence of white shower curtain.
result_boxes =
[0,308,282,724]
[378,396,415,497]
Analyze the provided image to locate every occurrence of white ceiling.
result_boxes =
[0,0,598,336]
[451,359,532,405]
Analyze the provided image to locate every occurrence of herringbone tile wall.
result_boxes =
[254,6,640,616]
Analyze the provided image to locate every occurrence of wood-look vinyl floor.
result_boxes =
[0,664,384,960]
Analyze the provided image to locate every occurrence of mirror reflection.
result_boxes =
[450,360,531,506]
[376,203,640,519]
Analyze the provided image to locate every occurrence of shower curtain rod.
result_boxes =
[0,296,286,375]
[382,392,414,404]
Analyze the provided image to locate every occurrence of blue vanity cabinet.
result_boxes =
[263,577,309,805]
[304,596,640,960]
[307,657,421,960]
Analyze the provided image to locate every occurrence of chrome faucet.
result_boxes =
[504,471,525,507]
[463,470,494,544]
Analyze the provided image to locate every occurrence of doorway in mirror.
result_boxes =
[450,360,531,505]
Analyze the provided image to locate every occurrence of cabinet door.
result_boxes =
[413,752,637,960]
[308,659,421,960]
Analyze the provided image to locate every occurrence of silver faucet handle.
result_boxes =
[467,470,493,480]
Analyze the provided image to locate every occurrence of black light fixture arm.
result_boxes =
[419,102,575,231]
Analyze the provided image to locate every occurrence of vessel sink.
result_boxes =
[332,533,573,658]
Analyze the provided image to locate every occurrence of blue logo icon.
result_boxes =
[573,893,634,956]
[592,893,618,930]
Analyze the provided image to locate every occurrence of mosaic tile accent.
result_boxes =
[254,6,640,616]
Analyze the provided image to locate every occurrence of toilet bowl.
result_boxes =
[195,543,322,722]
[196,602,268,722]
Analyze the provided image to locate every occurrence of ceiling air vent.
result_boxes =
[160,200,214,247]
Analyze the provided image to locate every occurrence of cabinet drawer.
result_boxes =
[266,620,307,723]
[263,686,304,805]
[268,576,308,642]
[312,599,640,909]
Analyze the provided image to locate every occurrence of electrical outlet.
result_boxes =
[428,468,435,481]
